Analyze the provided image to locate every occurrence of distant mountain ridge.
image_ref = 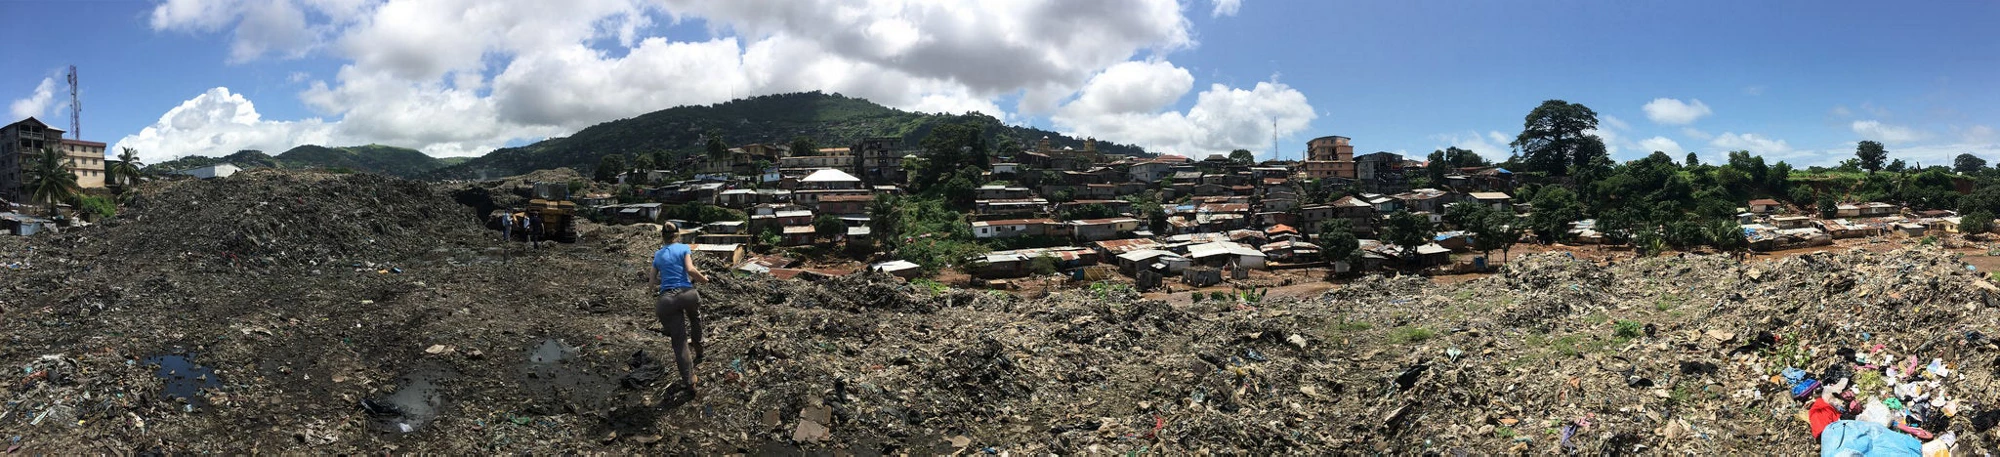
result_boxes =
[424,91,1149,180]
[145,144,461,178]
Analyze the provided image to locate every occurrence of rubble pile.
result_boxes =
[1316,249,2000,454]
[105,169,491,271]
[2,169,1999,454]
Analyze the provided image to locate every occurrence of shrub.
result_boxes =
[75,196,115,222]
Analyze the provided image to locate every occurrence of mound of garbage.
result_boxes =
[1,169,1998,455]
[103,169,490,272]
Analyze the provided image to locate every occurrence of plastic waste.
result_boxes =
[1858,399,1893,426]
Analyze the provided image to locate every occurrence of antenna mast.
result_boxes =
[66,65,80,140]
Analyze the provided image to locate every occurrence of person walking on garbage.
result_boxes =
[649,222,709,394]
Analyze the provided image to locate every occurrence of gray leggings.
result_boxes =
[654,288,703,386]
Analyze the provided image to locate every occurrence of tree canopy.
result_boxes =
[1228,149,1256,165]
[789,136,818,157]
[1855,140,1887,174]
[26,147,81,216]
[1510,100,1608,176]
[1956,154,1988,174]
[1378,210,1435,269]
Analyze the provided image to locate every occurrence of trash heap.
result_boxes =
[105,169,491,272]
[3,168,2000,454]
[1311,248,2000,455]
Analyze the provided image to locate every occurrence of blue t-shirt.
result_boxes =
[653,244,694,292]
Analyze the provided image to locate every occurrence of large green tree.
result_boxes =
[1228,149,1256,165]
[25,147,81,217]
[630,154,656,184]
[1526,186,1582,243]
[1317,218,1361,273]
[1964,210,1995,235]
[1425,147,1488,183]
[789,136,819,157]
[1469,208,1522,265]
[1855,140,1887,174]
[917,121,990,191]
[594,154,627,183]
[1510,100,1608,176]
[1955,154,1987,174]
[813,214,846,241]
[1379,210,1435,269]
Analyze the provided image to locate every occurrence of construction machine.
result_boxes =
[485,198,582,243]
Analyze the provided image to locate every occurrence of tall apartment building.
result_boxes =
[1,117,106,203]
[851,137,909,186]
[1300,135,1355,180]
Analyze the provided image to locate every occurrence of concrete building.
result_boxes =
[1355,152,1407,193]
[1300,135,1356,180]
[778,149,853,173]
[851,137,909,186]
[1,117,108,202]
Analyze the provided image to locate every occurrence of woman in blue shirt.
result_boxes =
[650,222,710,393]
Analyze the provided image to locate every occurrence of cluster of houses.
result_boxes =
[577,133,1533,287]
[1557,197,1989,251]
[1729,199,1984,250]
[548,130,2000,288]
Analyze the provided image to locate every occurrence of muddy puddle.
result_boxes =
[521,338,618,415]
[362,364,454,433]
[143,352,222,409]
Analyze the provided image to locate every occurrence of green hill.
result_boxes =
[143,145,451,178]
[424,91,1148,180]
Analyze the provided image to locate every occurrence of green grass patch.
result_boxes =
[1388,326,1436,344]
[1614,320,1644,339]
[1654,293,1682,311]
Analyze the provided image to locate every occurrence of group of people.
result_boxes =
[497,211,548,248]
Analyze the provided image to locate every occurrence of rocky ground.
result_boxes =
[2,169,1998,455]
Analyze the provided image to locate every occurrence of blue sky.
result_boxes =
[3,0,1995,167]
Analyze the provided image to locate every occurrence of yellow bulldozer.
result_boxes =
[486,199,581,243]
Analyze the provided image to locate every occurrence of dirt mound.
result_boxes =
[3,169,1999,455]
[103,169,488,271]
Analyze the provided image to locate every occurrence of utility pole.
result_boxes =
[66,65,80,140]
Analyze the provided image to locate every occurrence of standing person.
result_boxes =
[527,213,542,249]
[650,222,710,394]
[500,211,515,263]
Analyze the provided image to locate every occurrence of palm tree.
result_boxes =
[704,130,729,160]
[25,147,81,217]
[108,147,143,189]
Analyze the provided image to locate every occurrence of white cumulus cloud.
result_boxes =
[9,77,57,121]
[1052,66,1313,158]
[1709,132,1792,156]
[1851,120,1926,144]
[130,0,1273,162]
[112,87,340,164]
[1638,136,1683,154]
[1430,130,1514,162]
[1211,0,1242,17]
[1642,98,1712,125]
